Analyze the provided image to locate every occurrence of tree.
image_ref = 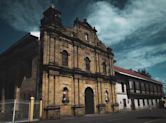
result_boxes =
[137,68,151,78]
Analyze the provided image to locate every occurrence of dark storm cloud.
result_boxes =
[87,0,166,68]
[86,0,166,85]
[0,0,52,32]
[0,0,165,87]
[113,23,166,55]
[0,0,165,68]
[0,0,92,32]
[88,0,166,45]
[0,0,128,32]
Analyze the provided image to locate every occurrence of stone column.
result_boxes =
[48,74,54,105]
[72,76,84,116]
[100,81,103,103]
[42,72,48,107]
[47,34,50,64]
[55,38,60,65]
[78,79,80,105]
[41,72,48,119]
[43,32,49,64]
[75,79,79,105]
[1,88,5,113]
[77,46,79,68]
[54,76,57,105]
[97,79,101,104]
[98,53,101,73]
[74,76,82,106]
[54,39,57,64]
[72,45,75,68]
[96,80,100,105]
[49,37,55,63]
[94,50,98,73]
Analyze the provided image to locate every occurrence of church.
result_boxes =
[0,5,117,118]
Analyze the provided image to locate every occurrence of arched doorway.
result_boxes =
[85,87,94,114]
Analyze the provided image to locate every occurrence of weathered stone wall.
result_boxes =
[40,6,116,118]
[42,71,116,117]
[0,35,39,101]
[41,31,114,76]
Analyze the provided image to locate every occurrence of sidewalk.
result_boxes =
[37,108,164,123]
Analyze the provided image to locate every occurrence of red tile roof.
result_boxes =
[114,66,161,84]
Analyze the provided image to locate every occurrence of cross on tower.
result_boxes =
[50,0,55,8]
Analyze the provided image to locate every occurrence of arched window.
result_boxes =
[105,90,109,103]
[62,50,68,66]
[62,87,69,104]
[85,57,90,71]
[102,62,106,74]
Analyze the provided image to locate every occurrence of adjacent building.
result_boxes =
[115,79,131,110]
[114,66,163,110]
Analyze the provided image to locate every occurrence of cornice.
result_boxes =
[42,64,116,82]
[41,27,114,56]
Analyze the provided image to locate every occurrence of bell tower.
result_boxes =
[39,4,63,67]
[40,4,63,30]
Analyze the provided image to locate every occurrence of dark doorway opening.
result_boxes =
[85,87,94,114]
[123,99,127,108]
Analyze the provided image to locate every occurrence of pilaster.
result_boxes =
[48,75,54,105]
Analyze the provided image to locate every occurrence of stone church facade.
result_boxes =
[40,6,116,117]
[0,5,117,118]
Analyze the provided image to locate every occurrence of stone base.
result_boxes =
[97,104,106,114]
[44,105,60,120]
[111,103,119,112]
[114,106,120,112]
[72,105,85,116]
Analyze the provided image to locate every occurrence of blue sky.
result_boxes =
[0,0,165,91]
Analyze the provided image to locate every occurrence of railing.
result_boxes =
[0,99,14,122]
[0,97,42,123]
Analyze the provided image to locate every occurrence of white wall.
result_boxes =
[116,82,160,111]
[139,99,143,109]
[116,83,131,110]
[144,99,149,108]
[133,98,159,110]
[116,82,126,93]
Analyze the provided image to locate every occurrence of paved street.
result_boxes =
[40,109,166,123]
